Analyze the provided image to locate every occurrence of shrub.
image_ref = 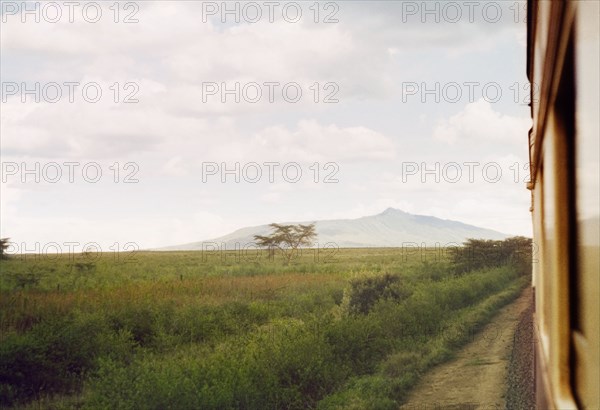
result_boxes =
[345,273,409,315]
[0,312,136,406]
[452,236,533,275]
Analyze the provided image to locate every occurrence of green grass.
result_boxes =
[0,246,528,409]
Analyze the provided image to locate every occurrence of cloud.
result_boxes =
[162,156,188,177]
[0,181,23,234]
[251,119,397,162]
[433,98,530,145]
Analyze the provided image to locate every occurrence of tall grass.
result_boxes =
[0,246,528,408]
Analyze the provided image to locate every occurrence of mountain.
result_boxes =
[159,208,509,250]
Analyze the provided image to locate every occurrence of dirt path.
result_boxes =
[400,288,533,410]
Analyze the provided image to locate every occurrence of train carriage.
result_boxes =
[526,1,599,408]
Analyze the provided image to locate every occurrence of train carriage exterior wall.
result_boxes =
[527,1,599,408]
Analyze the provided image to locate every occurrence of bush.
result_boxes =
[345,273,410,315]
[452,237,532,275]
[0,312,136,406]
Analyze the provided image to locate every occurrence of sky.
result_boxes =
[0,1,532,252]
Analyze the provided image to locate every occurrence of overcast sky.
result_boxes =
[0,1,532,251]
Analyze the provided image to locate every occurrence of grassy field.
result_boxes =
[0,245,529,409]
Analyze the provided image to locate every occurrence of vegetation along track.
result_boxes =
[400,288,533,410]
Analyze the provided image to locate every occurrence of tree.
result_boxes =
[0,238,10,260]
[451,236,533,275]
[254,223,317,264]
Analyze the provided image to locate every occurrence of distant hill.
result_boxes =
[159,208,509,250]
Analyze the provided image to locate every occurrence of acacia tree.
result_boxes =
[254,223,317,264]
[0,238,10,260]
[452,236,533,275]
